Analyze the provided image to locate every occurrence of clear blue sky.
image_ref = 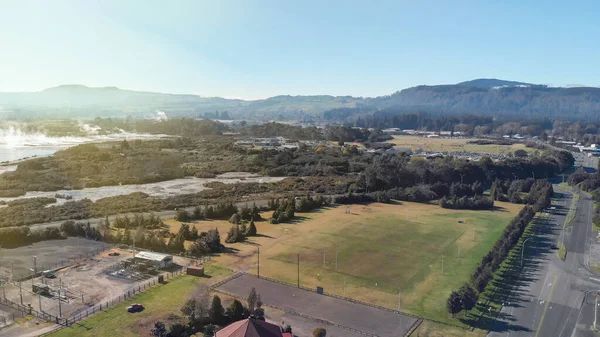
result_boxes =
[1,0,598,99]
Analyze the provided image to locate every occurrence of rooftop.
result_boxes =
[216,318,283,337]
[134,251,172,262]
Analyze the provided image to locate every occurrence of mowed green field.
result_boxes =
[50,266,232,337]
[257,202,522,323]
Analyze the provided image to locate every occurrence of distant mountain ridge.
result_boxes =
[1,79,600,121]
[456,78,536,88]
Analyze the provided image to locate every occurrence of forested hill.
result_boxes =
[333,84,600,122]
[3,80,600,121]
[0,85,362,120]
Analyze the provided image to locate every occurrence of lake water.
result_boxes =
[0,145,63,163]
[0,127,171,163]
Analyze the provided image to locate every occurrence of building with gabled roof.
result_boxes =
[215,317,287,337]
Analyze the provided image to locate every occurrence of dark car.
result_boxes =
[127,303,144,313]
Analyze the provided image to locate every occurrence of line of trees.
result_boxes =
[112,213,166,230]
[0,220,103,249]
[448,205,537,317]
[225,219,258,244]
[268,198,296,224]
[175,201,241,222]
[440,195,494,210]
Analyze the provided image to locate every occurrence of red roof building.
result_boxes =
[216,318,285,337]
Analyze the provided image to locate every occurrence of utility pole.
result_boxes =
[297,254,300,288]
[257,247,260,278]
[344,276,347,297]
[457,242,460,259]
[58,278,62,318]
[397,288,402,311]
[19,281,23,305]
[38,290,42,313]
[323,249,326,268]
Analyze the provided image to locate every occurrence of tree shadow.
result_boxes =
[253,233,274,239]
[470,206,559,333]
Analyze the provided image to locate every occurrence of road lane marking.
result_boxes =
[590,277,600,283]
[538,273,551,300]
[535,275,558,337]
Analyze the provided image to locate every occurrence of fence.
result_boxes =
[213,286,378,337]
[215,272,465,336]
[0,296,68,326]
[14,244,114,282]
[65,266,186,326]
[1,266,186,334]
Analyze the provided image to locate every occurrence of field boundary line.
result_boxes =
[210,271,244,289]
[404,318,423,337]
[250,273,421,319]
[240,273,469,329]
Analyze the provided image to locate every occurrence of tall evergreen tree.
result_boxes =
[447,291,462,317]
[209,295,225,325]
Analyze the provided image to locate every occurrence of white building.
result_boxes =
[135,251,174,269]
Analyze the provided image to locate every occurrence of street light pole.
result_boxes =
[595,295,598,330]
[521,238,533,267]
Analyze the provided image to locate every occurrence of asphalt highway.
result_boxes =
[488,153,600,337]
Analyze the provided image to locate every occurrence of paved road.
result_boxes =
[488,155,600,337]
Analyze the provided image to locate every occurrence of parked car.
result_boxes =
[127,303,144,313]
[43,270,56,278]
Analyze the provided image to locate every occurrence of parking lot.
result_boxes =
[216,274,418,337]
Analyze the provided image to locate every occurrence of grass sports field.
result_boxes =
[49,266,232,337]
[388,135,531,154]
[167,201,522,324]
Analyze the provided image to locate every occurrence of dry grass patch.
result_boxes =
[166,201,522,324]
[388,135,531,154]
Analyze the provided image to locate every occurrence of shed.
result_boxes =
[187,266,205,277]
[134,251,173,269]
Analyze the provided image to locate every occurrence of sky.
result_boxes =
[0,0,599,99]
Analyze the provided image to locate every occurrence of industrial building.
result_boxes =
[134,251,173,269]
